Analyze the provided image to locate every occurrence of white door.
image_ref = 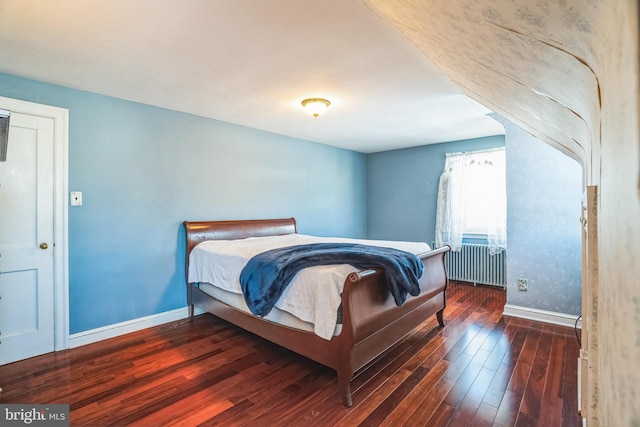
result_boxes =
[0,111,56,365]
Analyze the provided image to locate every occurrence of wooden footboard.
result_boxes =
[183,219,449,407]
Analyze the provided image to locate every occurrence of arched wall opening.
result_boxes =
[366,1,639,425]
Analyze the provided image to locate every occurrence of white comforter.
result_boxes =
[188,233,430,340]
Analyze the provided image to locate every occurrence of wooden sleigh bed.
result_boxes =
[183,218,449,407]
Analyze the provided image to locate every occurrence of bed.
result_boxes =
[183,218,449,407]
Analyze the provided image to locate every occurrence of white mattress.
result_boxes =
[188,233,430,340]
[197,282,342,336]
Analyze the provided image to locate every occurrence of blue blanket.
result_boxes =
[239,243,424,317]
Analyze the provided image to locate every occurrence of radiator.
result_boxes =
[442,243,507,287]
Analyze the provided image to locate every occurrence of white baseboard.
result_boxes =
[69,303,579,348]
[69,306,206,349]
[503,303,582,329]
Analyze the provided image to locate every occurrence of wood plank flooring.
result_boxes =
[0,282,581,426]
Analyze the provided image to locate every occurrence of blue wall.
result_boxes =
[366,135,506,244]
[493,115,582,315]
[367,120,582,316]
[0,70,582,335]
[0,73,367,334]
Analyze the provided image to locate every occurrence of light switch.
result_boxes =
[70,191,82,206]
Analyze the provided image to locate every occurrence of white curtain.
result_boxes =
[483,150,507,254]
[434,148,506,254]
[435,154,466,252]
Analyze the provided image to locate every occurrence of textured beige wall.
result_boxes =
[595,1,639,425]
[366,0,640,424]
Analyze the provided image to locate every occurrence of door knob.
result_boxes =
[40,243,49,250]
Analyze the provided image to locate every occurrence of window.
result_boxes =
[460,149,506,235]
[434,147,506,254]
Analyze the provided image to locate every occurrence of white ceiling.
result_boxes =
[0,0,504,153]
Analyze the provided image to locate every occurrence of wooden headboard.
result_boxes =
[183,218,298,261]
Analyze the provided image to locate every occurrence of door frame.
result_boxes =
[0,96,69,351]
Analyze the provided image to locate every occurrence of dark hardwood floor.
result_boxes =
[0,282,581,426]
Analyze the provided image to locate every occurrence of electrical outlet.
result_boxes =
[70,191,82,206]
[518,278,528,292]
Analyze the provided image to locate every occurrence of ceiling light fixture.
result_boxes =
[301,98,331,118]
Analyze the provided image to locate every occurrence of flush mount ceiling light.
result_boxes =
[301,98,331,118]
